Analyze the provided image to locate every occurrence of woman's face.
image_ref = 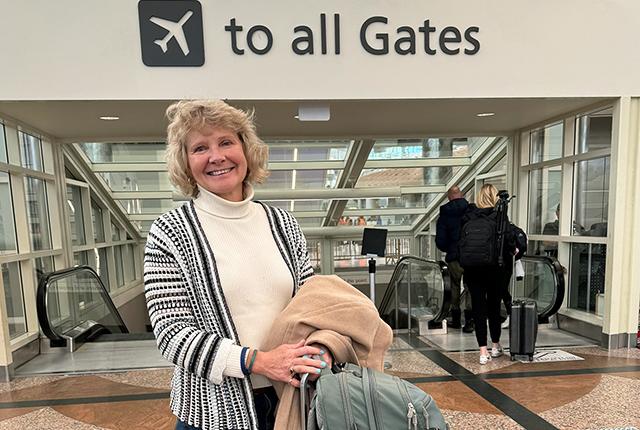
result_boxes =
[186,126,248,202]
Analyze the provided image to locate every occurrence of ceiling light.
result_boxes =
[297,103,330,121]
[476,112,495,117]
[99,116,120,121]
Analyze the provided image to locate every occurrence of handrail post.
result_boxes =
[407,263,412,333]
[394,268,399,329]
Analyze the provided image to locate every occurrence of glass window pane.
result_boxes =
[369,137,476,160]
[114,246,124,287]
[132,245,139,280]
[74,251,89,267]
[306,240,322,273]
[2,262,27,338]
[0,123,7,163]
[575,108,612,154]
[339,214,418,227]
[295,217,325,227]
[0,172,17,254]
[569,243,606,315]
[132,220,154,233]
[91,200,105,242]
[530,122,563,164]
[527,167,562,235]
[266,140,351,161]
[259,170,342,190]
[34,256,55,291]
[19,132,43,171]
[67,185,86,246]
[111,222,122,242]
[481,176,507,194]
[96,248,110,290]
[357,167,457,188]
[528,239,559,259]
[122,244,134,283]
[346,194,437,210]
[333,237,410,270]
[99,172,173,192]
[117,198,181,214]
[485,155,507,174]
[24,177,52,251]
[573,157,610,237]
[261,200,330,212]
[79,142,166,163]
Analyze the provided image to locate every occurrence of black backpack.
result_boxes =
[458,211,499,267]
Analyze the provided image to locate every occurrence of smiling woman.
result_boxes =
[145,100,329,430]
[186,127,248,202]
[165,100,269,200]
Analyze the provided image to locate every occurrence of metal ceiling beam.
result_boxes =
[90,157,471,172]
[302,225,411,238]
[112,185,445,201]
[343,207,431,216]
[129,209,328,221]
[364,157,471,168]
[323,139,376,227]
[91,160,348,172]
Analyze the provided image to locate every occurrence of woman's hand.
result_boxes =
[304,343,333,382]
[251,340,324,388]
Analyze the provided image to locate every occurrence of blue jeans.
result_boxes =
[175,386,278,430]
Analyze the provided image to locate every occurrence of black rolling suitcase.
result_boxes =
[509,300,538,361]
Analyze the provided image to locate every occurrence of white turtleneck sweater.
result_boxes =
[193,185,293,389]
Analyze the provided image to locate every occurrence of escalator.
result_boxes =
[379,255,566,335]
[378,257,452,334]
[512,255,565,324]
[37,265,152,352]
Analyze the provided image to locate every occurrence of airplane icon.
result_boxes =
[150,10,194,56]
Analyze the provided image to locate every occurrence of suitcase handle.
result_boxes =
[300,373,310,430]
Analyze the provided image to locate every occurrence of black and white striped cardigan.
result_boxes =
[144,201,313,430]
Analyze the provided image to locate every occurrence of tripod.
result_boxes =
[496,191,515,267]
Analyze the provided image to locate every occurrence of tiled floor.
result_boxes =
[420,325,596,352]
[2,337,639,429]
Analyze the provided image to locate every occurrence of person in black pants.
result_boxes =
[460,184,516,365]
[435,185,474,332]
[465,267,506,364]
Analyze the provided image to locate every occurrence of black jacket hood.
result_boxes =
[439,198,469,216]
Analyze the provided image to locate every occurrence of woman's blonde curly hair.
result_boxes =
[165,100,269,198]
[476,183,499,209]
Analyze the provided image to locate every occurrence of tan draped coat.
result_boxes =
[262,275,393,430]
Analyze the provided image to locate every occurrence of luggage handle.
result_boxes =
[300,366,337,430]
[300,373,310,430]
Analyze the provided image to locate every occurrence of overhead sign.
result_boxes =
[138,0,205,67]
[137,1,480,67]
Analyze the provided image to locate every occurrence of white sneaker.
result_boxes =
[491,346,503,358]
[501,316,510,329]
[479,354,492,365]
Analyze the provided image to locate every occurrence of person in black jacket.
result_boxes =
[436,185,473,332]
[460,184,516,365]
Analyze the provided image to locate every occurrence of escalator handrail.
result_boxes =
[378,255,451,324]
[36,265,129,345]
[519,255,565,321]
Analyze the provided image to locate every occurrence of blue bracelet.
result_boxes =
[240,347,250,376]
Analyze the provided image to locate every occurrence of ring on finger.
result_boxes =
[289,366,295,374]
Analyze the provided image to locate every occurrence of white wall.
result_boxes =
[1,0,639,100]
